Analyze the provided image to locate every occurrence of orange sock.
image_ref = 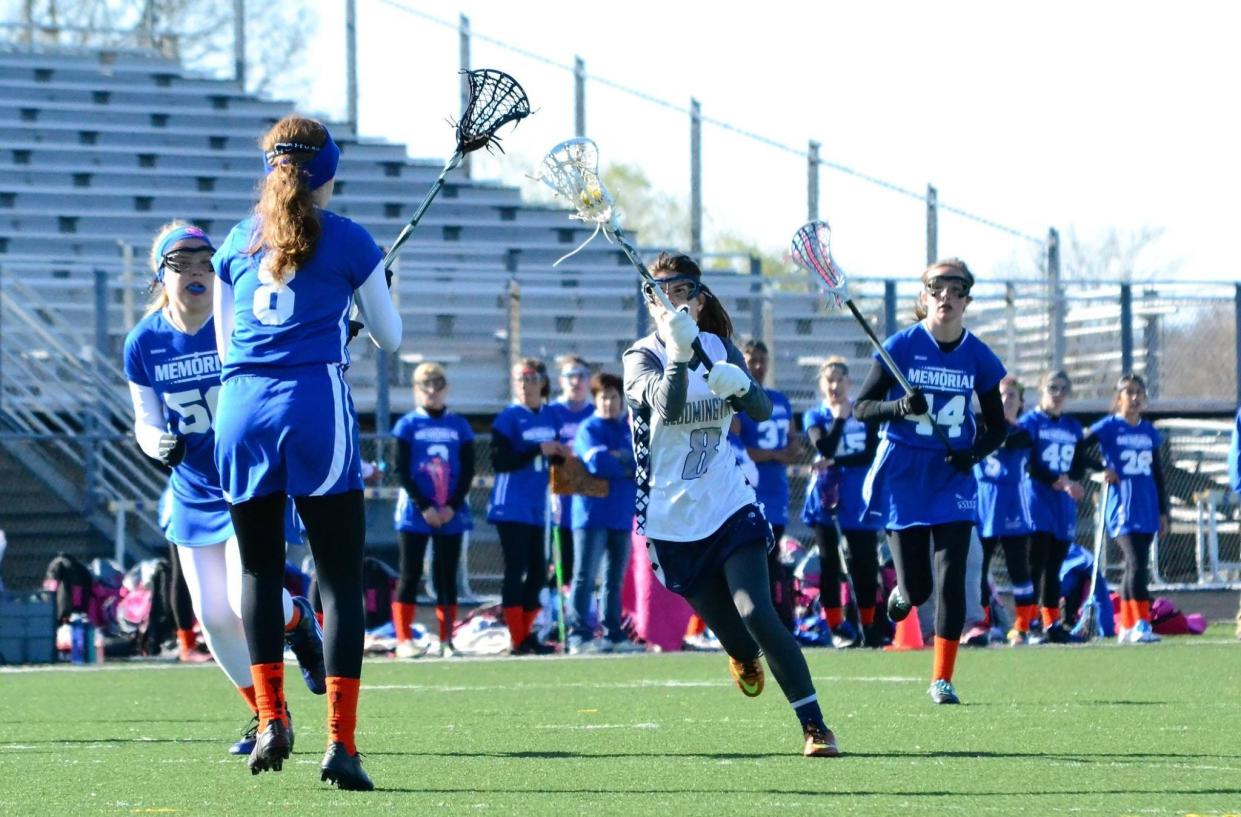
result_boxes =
[176,629,196,655]
[932,636,959,683]
[326,676,360,754]
[249,662,287,731]
[1015,604,1036,633]
[823,607,844,629]
[858,606,875,627]
[685,615,706,638]
[1136,599,1151,624]
[284,600,302,632]
[1040,606,1060,629]
[238,685,258,715]
[503,606,525,649]
[436,605,456,643]
[392,601,416,642]
[1119,599,1135,630]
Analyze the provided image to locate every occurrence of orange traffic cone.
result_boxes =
[884,606,926,651]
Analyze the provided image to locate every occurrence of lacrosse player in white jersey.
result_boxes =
[623,252,839,758]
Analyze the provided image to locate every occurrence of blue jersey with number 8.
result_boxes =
[1088,415,1162,535]
[875,324,1006,450]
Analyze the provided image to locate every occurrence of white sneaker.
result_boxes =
[1115,627,1131,645]
[569,638,605,655]
[609,640,646,654]
[395,640,427,659]
[1128,620,1161,644]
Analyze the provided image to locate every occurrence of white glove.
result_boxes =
[707,362,752,400]
[657,307,699,364]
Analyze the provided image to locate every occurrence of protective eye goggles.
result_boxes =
[416,377,447,391]
[560,368,590,380]
[924,277,971,299]
[643,275,703,302]
[160,247,214,276]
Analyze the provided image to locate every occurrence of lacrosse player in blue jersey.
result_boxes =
[547,354,596,585]
[624,252,839,758]
[854,259,1007,705]
[125,222,325,757]
[391,363,475,658]
[212,116,402,789]
[1081,374,1169,644]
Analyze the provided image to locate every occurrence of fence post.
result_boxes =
[375,349,390,439]
[459,14,472,179]
[507,276,521,372]
[807,140,820,221]
[1046,228,1064,371]
[1119,283,1133,375]
[1235,284,1241,406]
[1005,281,1017,375]
[86,268,110,513]
[118,241,135,329]
[233,0,246,89]
[1143,314,1159,397]
[883,279,898,338]
[690,98,702,254]
[574,56,586,137]
[926,184,938,265]
[344,0,357,128]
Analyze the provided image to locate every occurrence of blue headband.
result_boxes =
[263,130,339,190]
[156,226,213,281]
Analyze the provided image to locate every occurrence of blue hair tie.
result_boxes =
[262,129,339,191]
[155,226,213,281]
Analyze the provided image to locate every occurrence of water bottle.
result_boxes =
[69,613,88,664]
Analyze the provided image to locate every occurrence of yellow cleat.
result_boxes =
[803,723,841,758]
[728,655,765,697]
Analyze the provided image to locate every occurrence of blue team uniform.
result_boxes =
[487,404,558,526]
[1018,409,1084,541]
[392,408,475,536]
[862,324,1006,529]
[211,211,381,503]
[1228,408,1241,496]
[124,312,232,547]
[973,426,1034,539]
[735,388,792,526]
[1088,415,1163,536]
[546,400,595,526]
[801,405,881,531]
[570,414,637,532]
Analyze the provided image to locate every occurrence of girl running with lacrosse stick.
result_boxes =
[801,357,885,648]
[212,116,402,790]
[391,362,476,659]
[1080,374,1169,644]
[124,222,326,758]
[853,259,1007,705]
[623,252,840,758]
[1015,370,1088,644]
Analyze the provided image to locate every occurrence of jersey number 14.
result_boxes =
[912,394,967,438]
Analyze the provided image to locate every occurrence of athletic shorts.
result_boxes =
[976,481,1034,539]
[646,503,773,598]
[1028,480,1077,541]
[863,439,979,529]
[214,363,363,504]
[159,482,233,548]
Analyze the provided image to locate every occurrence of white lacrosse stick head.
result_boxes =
[536,137,615,225]
[789,220,848,308]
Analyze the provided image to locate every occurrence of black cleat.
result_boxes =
[512,634,556,655]
[286,596,327,695]
[887,587,912,623]
[248,719,292,775]
[862,622,892,649]
[321,741,374,791]
[1043,622,1071,644]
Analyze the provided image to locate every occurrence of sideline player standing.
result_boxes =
[212,116,402,789]
[854,259,1007,705]
[624,252,839,757]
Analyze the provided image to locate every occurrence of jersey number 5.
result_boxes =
[681,427,722,480]
[164,386,221,434]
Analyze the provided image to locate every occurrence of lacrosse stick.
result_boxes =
[535,137,713,371]
[1075,480,1109,641]
[383,69,531,270]
[831,515,863,643]
[789,220,951,451]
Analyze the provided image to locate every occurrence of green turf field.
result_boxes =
[1,631,1238,817]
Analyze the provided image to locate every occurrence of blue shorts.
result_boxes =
[647,503,772,598]
[215,364,363,504]
[159,481,233,547]
[863,439,979,529]
[1028,481,1077,541]
[976,481,1033,539]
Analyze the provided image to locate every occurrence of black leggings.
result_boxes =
[1028,532,1070,609]
[232,490,366,678]
[888,521,973,640]
[686,541,816,704]
[396,531,463,607]
[167,541,195,630]
[1115,533,1154,601]
[981,535,1032,604]
[815,524,880,612]
[766,524,794,631]
[496,521,545,610]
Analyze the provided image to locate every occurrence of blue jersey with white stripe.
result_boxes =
[801,403,880,530]
[546,400,595,525]
[876,323,1006,450]
[735,388,792,525]
[123,312,223,504]
[1088,415,1163,535]
[212,211,382,380]
[487,404,558,525]
[974,427,1029,486]
[392,408,475,534]
[1018,409,1083,478]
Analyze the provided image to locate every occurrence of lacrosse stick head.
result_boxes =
[789,220,848,307]
[454,69,531,155]
[536,137,616,226]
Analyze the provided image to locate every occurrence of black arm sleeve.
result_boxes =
[807,420,844,459]
[1003,427,1033,450]
[448,443,476,510]
[490,430,541,473]
[723,339,772,422]
[1152,446,1170,515]
[969,386,1007,462]
[1026,442,1061,487]
[1070,436,1106,479]
[395,439,434,512]
[852,360,906,422]
[834,422,879,468]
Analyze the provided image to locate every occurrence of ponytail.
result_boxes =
[249,116,329,284]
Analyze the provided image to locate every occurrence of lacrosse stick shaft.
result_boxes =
[1087,482,1108,603]
[382,151,464,270]
[552,524,567,648]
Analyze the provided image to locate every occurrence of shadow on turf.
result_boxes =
[362,786,1241,797]
[358,748,1241,762]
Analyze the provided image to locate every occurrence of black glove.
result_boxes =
[895,387,928,418]
[157,432,186,468]
[347,319,365,344]
[385,267,394,289]
[944,450,976,473]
